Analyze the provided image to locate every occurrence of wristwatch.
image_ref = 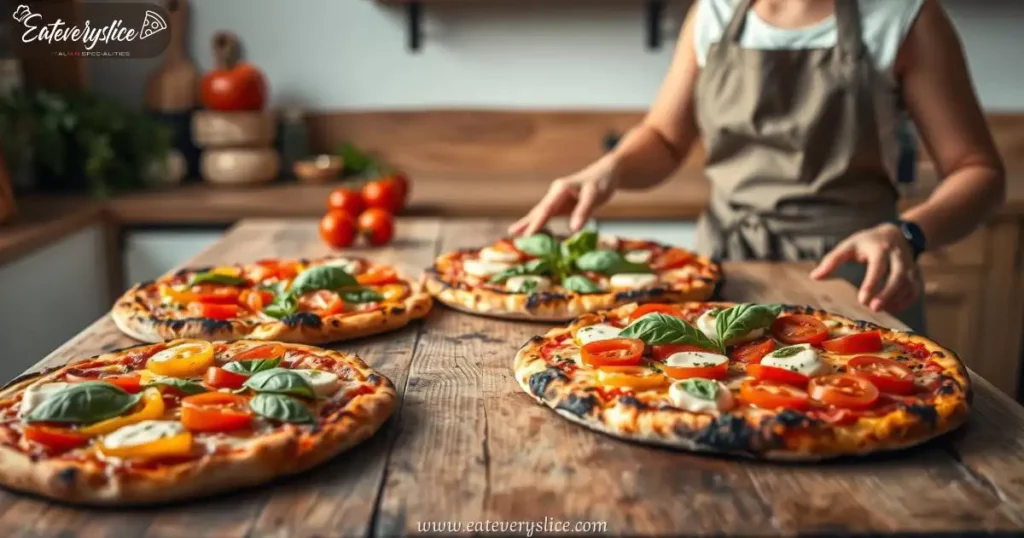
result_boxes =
[895,219,927,260]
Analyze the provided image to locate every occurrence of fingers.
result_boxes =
[570,183,598,232]
[810,241,856,280]
[869,251,909,312]
[858,248,889,307]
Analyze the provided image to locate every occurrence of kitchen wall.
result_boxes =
[88,0,1024,111]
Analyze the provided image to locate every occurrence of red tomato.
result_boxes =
[200,35,267,111]
[746,363,810,386]
[357,266,399,286]
[810,407,861,425]
[652,249,694,271]
[357,208,396,246]
[770,315,829,346]
[203,366,248,390]
[662,361,728,380]
[381,174,410,206]
[181,393,253,433]
[232,343,286,362]
[580,338,645,368]
[650,344,714,362]
[191,285,242,305]
[628,304,684,324]
[22,425,89,452]
[299,290,344,316]
[493,239,520,253]
[808,374,880,409]
[250,259,299,282]
[327,188,365,216]
[65,373,143,394]
[361,179,404,212]
[739,380,810,410]
[821,331,883,354]
[239,289,274,312]
[729,339,775,364]
[319,211,358,249]
[846,356,916,395]
[188,302,240,320]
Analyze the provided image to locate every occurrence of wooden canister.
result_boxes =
[144,0,198,112]
[192,110,276,149]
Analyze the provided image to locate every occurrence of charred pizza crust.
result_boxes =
[514,303,970,460]
[0,341,396,505]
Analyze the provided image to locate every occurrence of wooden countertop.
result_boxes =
[6,217,1024,537]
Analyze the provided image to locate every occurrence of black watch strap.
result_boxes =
[896,219,926,260]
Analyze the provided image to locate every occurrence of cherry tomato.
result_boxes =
[188,302,240,320]
[361,179,403,213]
[580,338,645,368]
[770,315,829,346]
[808,374,880,409]
[191,285,241,305]
[652,249,694,271]
[381,174,410,206]
[358,208,396,246]
[250,259,299,282]
[231,343,286,362]
[846,356,915,395]
[181,393,253,433]
[65,373,143,394]
[327,187,365,216]
[357,266,399,286]
[203,366,248,390]
[239,289,274,312]
[746,363,810,386]
[821,331,883,354]
[650,344,714,362]
[299,290,344,316]
[628,304,684,324]
[729,339,776,364]
[739,380,810,410]
[319,211,358,249]
[22,425,89,452]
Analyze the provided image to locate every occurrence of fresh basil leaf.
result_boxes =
[144,377,207,395]
[770,345,805,359]
[190,272,247,286]
[259,281,289,297]
[561,274,602,294]
[224,357,282,376]
[262,293,298,319]
[517,279,539,293]
[575,250,653,275]
[560,229,598,260]
[619,313,721,352]
[339,288,384,303]
[243,368,316,399]
[25,382,142,424]
[681,378,719,401]
[513,234,559,258]
[714,303,781,345]
[249,393,315,424]
[488,259,551,284]
[290,266,358,296]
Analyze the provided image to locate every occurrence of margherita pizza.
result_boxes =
[112,256,432,344]
[515,302,970,460]
[0,339,395,505]
[426,230,721,321]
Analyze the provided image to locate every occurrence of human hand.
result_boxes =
[810,223,921,314]
[508,162,617,236]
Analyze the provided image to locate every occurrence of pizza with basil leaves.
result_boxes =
[426,230,721,321]
[515,302,970,460]
[0,339,396,505]
[112,256,432,344]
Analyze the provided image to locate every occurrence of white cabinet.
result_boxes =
[596,220,697,248]
[123,230,224,286]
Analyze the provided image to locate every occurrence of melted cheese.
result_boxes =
[574,323,621,345]
[668,379,734,413]
[608,273,659,289]
[664,351,729,369]
[293,369,341,398]
[624,250,653,264]
[463,258,513,278]
[479,246,520,263]
[102,420,185,449]
[321,258,359,274]
[597,234,620,250]
[18,382,70,417]
[505,275,552,293]
[695,309,763,345]
[761,344,830,377]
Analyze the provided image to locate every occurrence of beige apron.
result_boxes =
[693,0,925,331]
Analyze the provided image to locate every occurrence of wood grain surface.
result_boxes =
[2,218,1024,537]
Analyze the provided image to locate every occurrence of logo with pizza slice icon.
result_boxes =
[139,10,167,40]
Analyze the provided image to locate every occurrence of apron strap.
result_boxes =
[834,0,865,60]
[723,0,755,44]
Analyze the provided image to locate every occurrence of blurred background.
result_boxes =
[0,0,1022,399]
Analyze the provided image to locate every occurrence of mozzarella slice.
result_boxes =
[321,258,359,274]
[574,323,622,346]
[463,258,513,278]
[669,379,734,413]
[505,275,552,293]
[664,351,729,369]
[479,246,520,263]
[609,273,659,289]
[695,309,763,345]
[761,344,830,377]
[293,369,341,398]
[18,382,70,417]
[624,250,653,264]
[102,420,185,449]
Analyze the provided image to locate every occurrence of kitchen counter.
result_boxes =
[5,217,1024,537]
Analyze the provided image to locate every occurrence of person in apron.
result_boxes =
[510,0,1004,334]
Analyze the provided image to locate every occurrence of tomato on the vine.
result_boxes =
[358,208,395,246]
[361,179,404,213]
[327,187,365,216]
[319,211,357,249]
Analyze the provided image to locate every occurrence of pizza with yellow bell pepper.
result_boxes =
[111,256,432,344]
[0,339,396,505]
[514,302,970,460]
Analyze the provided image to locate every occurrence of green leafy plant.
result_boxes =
[0,89,171,197]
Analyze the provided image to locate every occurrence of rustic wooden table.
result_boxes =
[3,218,1024,537]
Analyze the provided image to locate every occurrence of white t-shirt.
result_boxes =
[694,0,925,76]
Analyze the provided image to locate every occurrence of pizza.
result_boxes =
[425,230,721,321]
[0,340,396,505]
[514,302,970,460]
[112,256,432,344]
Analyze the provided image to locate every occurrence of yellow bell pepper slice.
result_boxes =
[79,388,165,436]
[596,366,668,391]
[158,283,197,304]
[375,283,410,302]
[99,430,193,460]
[146,340,215,378]
[209,266,242,277]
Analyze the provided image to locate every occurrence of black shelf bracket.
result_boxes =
[407,2,423,52]
[646,0,666,51]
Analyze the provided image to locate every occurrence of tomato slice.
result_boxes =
[809,407,861,425]
[650,344,714,361]
[821,331,883,354]
[746,363,810,386]
[808,374,880,409]
[298,290,344,316]
[22,425,89,452]
[239,289,274,312]
[846,355,915,395]
[580,338,645,368]
[65,372,143,394]
[728,338,775,364]
[231,343,286,362]
[739,380,810,410]
[181,392,253,433]
[595,366,668,390]
[662,361,728,380]
[628,304,684,324]
[770,315,829,345]
[357,266,399,286]
[204,366,248,390]
[191,285,242,305]
[188,302,240,320]
[652,249,693,271]
[251,259,301,282]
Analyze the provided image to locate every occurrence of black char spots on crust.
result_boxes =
[281,312,323,329]
[904,404,939,428]
[56,467,78,485]
[613,287,667,303]
[160,317,233,333]
[525,292,570,310]
[528,368,567,399]
[678,415,766,454]
[619,395,648,410]
[556,393,597,418]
